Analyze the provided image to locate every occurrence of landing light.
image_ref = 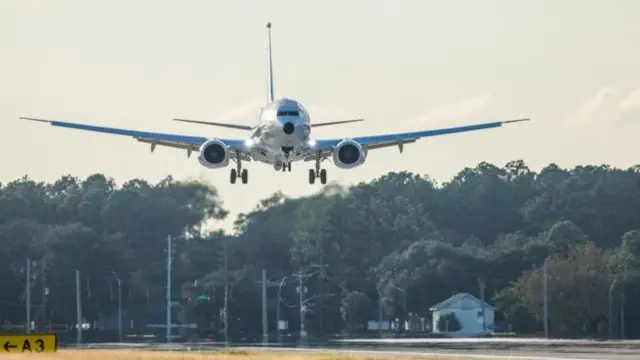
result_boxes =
[307,139,316,147]
[244,139,254,147]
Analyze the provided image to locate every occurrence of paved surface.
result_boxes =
[335,337,640,346]
[67,340,640,359]
[237,346,640,360]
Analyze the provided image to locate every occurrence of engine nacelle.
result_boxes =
[198,139,230,168]
[332,139,366,169]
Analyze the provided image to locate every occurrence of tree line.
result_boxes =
[1,160,640,340]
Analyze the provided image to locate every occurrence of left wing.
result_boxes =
[172,118,254,131]
[20,117,249,159]
[305,118,530,160]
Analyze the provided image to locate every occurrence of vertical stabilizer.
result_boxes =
[266,23,275,104]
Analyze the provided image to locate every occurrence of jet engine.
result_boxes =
[198,139,230,168]
[332,139,366,169]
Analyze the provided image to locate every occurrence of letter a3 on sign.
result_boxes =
[0,334,57,353]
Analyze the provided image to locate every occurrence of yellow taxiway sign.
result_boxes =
[0,333,57,353]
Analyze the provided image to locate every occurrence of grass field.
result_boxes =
[2,349,478,359]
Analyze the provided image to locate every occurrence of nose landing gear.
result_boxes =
[274,158,292,172]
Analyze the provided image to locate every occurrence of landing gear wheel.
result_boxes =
[241,169,248,184]
[308,169,316,184]
[287,162,292,172]
[230,169,237,184]
[320,169,327,184]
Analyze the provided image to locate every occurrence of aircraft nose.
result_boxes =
[283,122,295,135]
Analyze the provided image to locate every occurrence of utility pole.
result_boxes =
[297,273,306,345]
[255,270,296,346]
[257,272,292,345]
[402,290,407,331]
[223,238,228,347]
[76,270,82,344]
[620,285,625,339]
[112,271,122,342]
[25,258,31,334]
[388,285,406,332]
[276,276,287,344]
[262,269,268,345]
[166,234,172,343]
[41,261,47,333]
[478,278,486,334]
[293,264,328,346]
[609,278,617,339]
[378,296,383,337]
[543,260,548,338]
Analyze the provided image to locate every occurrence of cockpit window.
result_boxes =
[277,110,299,117]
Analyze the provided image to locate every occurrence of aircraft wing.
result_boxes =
[20,117,250,159]
[306,118,530,161]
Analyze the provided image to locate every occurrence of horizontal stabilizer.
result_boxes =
[311,118,364,128]
[173,118,253,131]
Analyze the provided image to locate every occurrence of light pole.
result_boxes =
[111,271,122,342]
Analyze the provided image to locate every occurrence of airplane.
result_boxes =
[20,22,530,185]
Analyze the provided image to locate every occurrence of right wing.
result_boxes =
[303,118,530,162]
[20,117,250,159]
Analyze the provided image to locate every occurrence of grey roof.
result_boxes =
[429,292,496,311]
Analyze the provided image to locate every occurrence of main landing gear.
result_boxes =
[308,157,327,185]
[230,158,248,184]
[281,162,292,172]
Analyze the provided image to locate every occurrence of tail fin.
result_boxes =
[266,22,275,104]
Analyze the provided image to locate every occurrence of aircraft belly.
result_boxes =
[262,127,305,148]
[254,123,308,165]
[251,152,273,163]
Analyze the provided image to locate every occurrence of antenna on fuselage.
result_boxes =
[266,22,275,105]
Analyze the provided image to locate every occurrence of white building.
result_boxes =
[429,293,495,336]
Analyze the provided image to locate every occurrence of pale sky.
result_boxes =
[2,0,640,232]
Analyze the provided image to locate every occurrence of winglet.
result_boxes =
[20,117,53,124]
[501,118,530,124]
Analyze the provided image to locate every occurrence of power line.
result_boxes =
[292,264,328,346]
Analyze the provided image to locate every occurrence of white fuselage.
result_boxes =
[246,97,312,166]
